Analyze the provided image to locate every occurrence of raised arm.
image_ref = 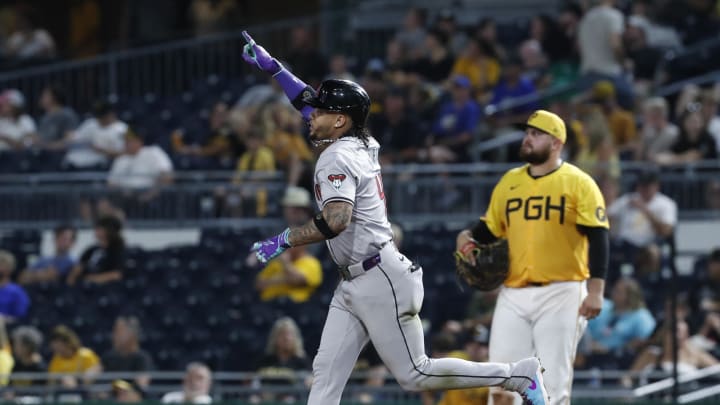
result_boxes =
[241,31,315,120]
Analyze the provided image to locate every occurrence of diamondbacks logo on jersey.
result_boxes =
[328,174,347,190]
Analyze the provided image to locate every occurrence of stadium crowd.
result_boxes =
[0,0,719,403]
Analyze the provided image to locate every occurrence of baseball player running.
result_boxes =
[455,110,609,405]
[242,31,549,405]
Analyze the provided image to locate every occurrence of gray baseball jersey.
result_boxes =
[306,135,531,405]
[313,136,393,266]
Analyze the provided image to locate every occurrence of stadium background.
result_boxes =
[0,0,718,403]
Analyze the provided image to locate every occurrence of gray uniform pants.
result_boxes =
[307,244,516,405]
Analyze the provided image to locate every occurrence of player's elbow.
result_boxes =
[323,201,353,235]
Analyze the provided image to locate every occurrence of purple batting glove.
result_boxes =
[250,228,292,264]
[242,31,282,75]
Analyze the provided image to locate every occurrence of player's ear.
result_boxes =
[335,115,346,128]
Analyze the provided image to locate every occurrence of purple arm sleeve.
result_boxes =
[273,68,314,120]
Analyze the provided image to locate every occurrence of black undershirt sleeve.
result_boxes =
[577,225,609,280]
[470,220,500,244]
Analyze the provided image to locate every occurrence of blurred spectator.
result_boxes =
[487,54,540,127]
[637,97,679,161]
[0,250,29,321]
[254,187,322,303]
[172,101,239,169]
[696,248,720,313]
[102,316,154,389]
[529,13,572,64]
[63,101,127,170]
[578,0,634,110]
[518,39,549,88]
[18,224,77,285]
[67,215,125,286]
[627,1,682,49]
[622,319,718,388]
[161,362,212,404]
[699,88,720,154]
[589,81,638,159]
[285,26,327,89]
[107,127,174,195]
[0,318,12,386]
[430,75,481,163]
[367,87,425,165]
[405,28,454,84]
[475,17,506,63]
[584,277,656,366]
[48,325,102,388]
[0,89,35,150]
[10,325,45,387]
[223,127,276,217]
[607,169,677,278]
[556,3,583,62]
[394,7,428,62]
[655,104,718,165]
[110,379,143,403]
[189,0,237,37]
[433,10,468,57]
[325,53,356,82]
[34,84,79,148]
[574,106,621,180]
[4,13,55,62]
[263,103,314,187]
[68,0,101,59]
[235,75,291,110]
[252,317,310,404]
[689,248,720,354]
[451,37,500,98]
[623,15,664,89]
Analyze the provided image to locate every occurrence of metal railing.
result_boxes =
[4,369,716,403]
[0,161,717,229]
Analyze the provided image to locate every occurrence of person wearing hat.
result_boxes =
[456,109,610,404]
[0,89,36,151]
[606,168,677,280]
[429,74,481,163]
[588,80,637,159]
[254,187,322,303]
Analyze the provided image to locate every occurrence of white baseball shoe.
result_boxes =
[504,357,550,405]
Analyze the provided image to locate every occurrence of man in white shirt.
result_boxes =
[607,169,677,277]
[108,128,173,191]
[577,0,634,109]
[63,101,127,169]
[161,362,212,404]
[0,89,36,150]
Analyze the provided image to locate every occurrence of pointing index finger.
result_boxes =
[242,30,255,45]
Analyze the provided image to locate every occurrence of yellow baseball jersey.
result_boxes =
[484,162,608,287]
[257,255,323,303]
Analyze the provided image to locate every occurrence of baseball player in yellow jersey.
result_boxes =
[456,110,609,405]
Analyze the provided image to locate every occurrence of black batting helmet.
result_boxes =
[303,79,370,128]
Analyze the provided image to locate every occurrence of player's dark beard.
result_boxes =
[519,144,551,165]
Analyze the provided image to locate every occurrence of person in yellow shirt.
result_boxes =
[451,37,501,100]
[455,110,609,405]
[217,128,276,217]
[590,81,638,158]
[0,317,13,386]
[255,187,322,303]
[48,325,101,388]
